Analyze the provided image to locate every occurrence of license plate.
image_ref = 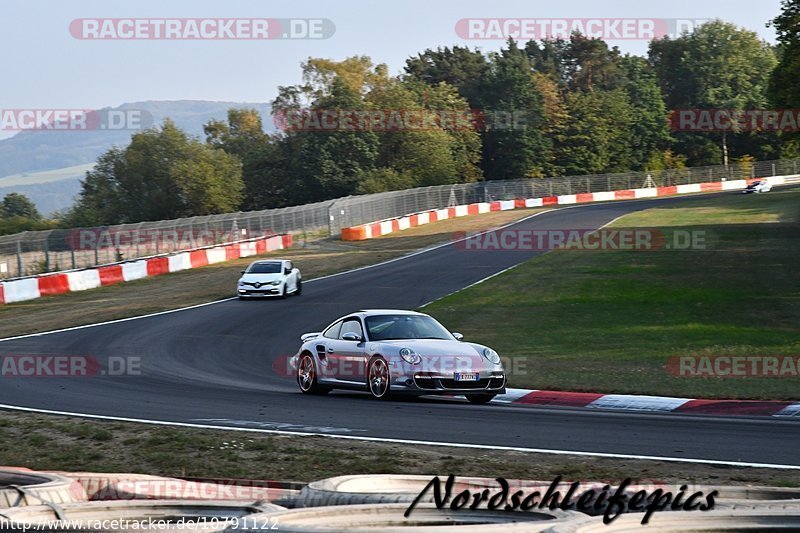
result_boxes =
[454,372,478,381]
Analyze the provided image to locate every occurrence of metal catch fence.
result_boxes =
[1,157,797,279]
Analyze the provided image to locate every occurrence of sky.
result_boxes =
[1,0,783,113]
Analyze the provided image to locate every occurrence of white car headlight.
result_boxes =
[399,348,421,364]
[482,348,501,364]
[270,280,282,286]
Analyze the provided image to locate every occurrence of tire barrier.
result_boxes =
[296,475,673,509]
[542,508,800,532]
[229,503,581,532]
[45,472,295,504]
[0,469,88,509]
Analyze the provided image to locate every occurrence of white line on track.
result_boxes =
[0,403,797,470]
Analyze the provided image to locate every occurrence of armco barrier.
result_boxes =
[340,176,792,241]
[0,233,292,305]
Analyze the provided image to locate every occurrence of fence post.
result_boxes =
[772,163,776,176]
[16,240,22,277]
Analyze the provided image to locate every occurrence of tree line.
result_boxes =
[10,7,800,229]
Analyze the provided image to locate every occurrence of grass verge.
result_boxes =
[424,188,800,399]
[0,410,795,487]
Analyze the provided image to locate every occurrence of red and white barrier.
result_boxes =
[67,270,102,292]
[496,387,800,417]
[3,278,41,303]
[340,177,789,242]
[0,234,293,305]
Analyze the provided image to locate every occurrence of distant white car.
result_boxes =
[741,180,772,194]
[237,259,301,299]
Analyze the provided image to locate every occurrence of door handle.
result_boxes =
[327,347,335,353]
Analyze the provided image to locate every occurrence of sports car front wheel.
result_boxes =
[367,356,392,400]
[297,353,329,395]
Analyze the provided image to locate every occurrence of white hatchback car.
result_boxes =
[237,259,301,299]
[741,180,773,194]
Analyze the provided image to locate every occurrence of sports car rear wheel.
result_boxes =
[466,393,496,404]
[297,353,329,395]
[368,357,391,400]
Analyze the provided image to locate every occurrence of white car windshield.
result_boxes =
[365,315,453,341]
[247,262,282,274]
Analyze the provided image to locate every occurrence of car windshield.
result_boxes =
[247,262,282,274]
[365,315,453,341]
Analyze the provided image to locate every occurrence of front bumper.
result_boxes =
[238,286,281,297]
[392,371,506,395]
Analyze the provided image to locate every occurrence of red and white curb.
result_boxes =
[341,176,791,241]
[0,234,292,305]
[495,388,800,417]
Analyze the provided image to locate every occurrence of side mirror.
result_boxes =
[341,332,362,342]
[284,268,291,275]
[452,332,464,341]
[240,270,246,274]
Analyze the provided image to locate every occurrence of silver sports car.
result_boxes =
[291,310,506,403]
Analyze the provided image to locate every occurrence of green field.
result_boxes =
[424,188,800,399]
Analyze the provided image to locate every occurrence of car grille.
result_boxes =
[241,289,279,294]
[414,376,505,391]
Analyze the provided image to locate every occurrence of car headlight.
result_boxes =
[238,281,246,286]
[270,280,281,286]
[482,348,501,364]
[399,348,421,364]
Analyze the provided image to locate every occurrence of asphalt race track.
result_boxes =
[2,193,799,468]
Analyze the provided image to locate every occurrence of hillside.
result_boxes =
[0,100,273,214]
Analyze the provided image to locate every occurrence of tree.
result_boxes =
[649,20,777,166]
[294,78,380,201]
[477,41,551,180]
[619,56,672,170]
[556,88,634,174]
[769,0,800,155]
[404,46,488,106]
[205,108,275,210]
[1,193,41,220]
[70,120,243,224]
